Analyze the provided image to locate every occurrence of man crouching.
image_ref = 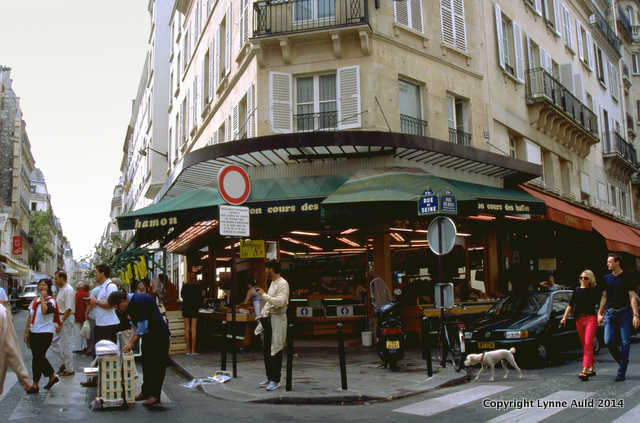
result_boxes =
[108,291,171,406]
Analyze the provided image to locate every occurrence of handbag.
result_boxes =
[80,320,91,339]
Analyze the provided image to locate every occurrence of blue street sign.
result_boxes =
[418,195,439,215]
[441,194,457,213]
[423,189,434,196]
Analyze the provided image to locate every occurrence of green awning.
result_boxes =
[321,172,545,216]
[117,174,351,231]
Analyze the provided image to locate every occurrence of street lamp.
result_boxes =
[138,147,168,159]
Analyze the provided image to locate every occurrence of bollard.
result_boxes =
[337,323,348,390]
[220,321,228,371]
[286,323,294,392]
[422,316,433,377]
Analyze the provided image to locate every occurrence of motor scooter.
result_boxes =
[370,277,405,369]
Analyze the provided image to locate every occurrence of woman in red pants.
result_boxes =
[561,270,601,380]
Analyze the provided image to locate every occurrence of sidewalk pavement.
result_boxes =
[170,347,469,405]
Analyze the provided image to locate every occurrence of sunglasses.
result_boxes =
[580,276,589,280]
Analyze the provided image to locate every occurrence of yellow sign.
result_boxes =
[240,240,266,259]
[538,258,557,271]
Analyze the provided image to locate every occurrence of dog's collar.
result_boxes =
[480,352,485,362]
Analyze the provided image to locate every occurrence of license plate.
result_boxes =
[386,340,400,350]
[478,342,495,349]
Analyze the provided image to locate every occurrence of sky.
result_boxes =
[0,1,150,259]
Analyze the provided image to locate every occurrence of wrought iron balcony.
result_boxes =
[400,114,428,137]
[633,25,640,42]
[294,111,338,132]
[448,128,472,146]
[603,132,638,170]
[253,0,368,38]
[526,68,599,139]
[617,6,633,40]
[590,9,622,55]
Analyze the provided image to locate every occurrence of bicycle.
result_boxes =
[426,307,466,372]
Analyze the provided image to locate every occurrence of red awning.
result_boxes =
[521,185,640,257]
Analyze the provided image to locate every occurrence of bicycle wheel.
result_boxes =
[448,327,464,372]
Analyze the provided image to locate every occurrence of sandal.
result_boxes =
[579,368,589,381]
[44,376,59,390]
[26,386,39,394]
[586,367,596,377]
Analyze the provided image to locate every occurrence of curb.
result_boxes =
[169,357,470,405]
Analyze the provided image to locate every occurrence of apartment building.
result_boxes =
[121,0,174,214]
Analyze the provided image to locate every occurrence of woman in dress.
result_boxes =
[181,273,202,356]
[23,279,60,393]
[560,270,601,380]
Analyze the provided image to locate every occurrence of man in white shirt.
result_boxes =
[81,264,120,388]
[0,286,8,309]
[49,270,75,376]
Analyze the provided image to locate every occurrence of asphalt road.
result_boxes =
[3,310,640,423]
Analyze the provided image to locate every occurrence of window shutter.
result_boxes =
[225,116,231,142]
[573,72,583,102]
[243,0,249,47]
[232,104,239,140]
[269,71,292,133]
[576,20,583,61]
[239,0,245,50]
[209,39,215,100]
[560,63,573,93]
[247,84,254,138]
[215,27,221,84]
[586,32,594,70]
[563,6,572,49]
[513,22,525,83]
[213,130,218,145]
[453,0,466,51]
[192,77,198,128]
[607,61,613,90]
[526,35,534,70]
[553,0,562,36]
[225,6,232,75]
[395,0,409,27]
[540,47,552,72]
[494,3,505,70]
[441,0,455,47]
[447,95,456,129]
[535,0,543,16]
[410,0,423,33]
[201,59,206,110]
[337,66,361,129]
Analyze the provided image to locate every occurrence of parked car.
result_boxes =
[464,290,604,364]
[18,284,38,309]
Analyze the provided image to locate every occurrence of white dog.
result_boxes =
[464,347,524,382]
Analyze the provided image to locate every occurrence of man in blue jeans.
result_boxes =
[597,253,640,382]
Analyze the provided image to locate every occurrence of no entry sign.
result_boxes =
[218,165,251,205]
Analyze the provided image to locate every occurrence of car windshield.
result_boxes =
[487,292,549,316]
[23,286,37,294]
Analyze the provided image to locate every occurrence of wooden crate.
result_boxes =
[166,312,187,356]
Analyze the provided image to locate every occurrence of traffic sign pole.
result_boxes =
[438,218,447,367]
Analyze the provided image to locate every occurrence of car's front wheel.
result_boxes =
[536,342,551,363]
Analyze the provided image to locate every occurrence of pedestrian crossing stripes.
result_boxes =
[485,390,595,423]
[612,404,640,423]
[393,385,511,417]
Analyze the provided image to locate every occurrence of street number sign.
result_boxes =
[427,216,456,256]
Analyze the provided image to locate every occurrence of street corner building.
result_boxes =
[107,0,640,355]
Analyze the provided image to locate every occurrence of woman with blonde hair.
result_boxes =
[560,269,601,380]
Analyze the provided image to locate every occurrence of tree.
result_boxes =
[28,210,54,270]
[81,234,127,280]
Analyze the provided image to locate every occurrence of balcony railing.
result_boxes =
[617,6,633,40]
[633,25,640,42]
[294,111,338,132]
[400,114,428,136]
[448,128,472,146]
[603,131,638,167]
[623,62,630,79]
[526,68,599,139]
[590,9,622,55]
[253,0,368,38]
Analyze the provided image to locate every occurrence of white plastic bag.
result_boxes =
[80,320,91,339]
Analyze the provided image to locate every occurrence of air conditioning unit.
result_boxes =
[589,14,596,24]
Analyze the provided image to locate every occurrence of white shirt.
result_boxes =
[0,287,7,302]
[56,283,75,315]
[94,279,119,327]
[87,286,100,320]
[29,298,57,333]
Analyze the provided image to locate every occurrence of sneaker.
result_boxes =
[266,381,281,391]
[258,379,269,387]
[615,375,626,382]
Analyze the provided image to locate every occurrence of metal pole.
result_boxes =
[286,323,294,391]
[337,323,348,390]
[422,316,433,377]
[438,219,447,367]
[221,321,228,371]
[231,240,238,378]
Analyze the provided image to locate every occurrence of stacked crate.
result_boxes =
[122,354,136,404]
[166,310,187,355]
[99,356,122,402]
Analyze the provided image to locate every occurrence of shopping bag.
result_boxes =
[80,320,91,339]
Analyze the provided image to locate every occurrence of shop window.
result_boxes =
[295,74,337,131]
